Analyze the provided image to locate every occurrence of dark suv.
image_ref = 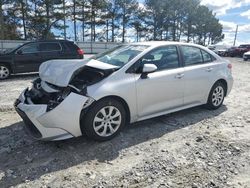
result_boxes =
[0,40,84,79]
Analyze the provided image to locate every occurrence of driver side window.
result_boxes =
[141,46,179,71]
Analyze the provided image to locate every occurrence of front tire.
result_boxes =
[81,98,126,141]
[0,64,10,80]
[206,82,226,110]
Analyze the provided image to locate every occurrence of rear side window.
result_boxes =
[181,46,215,66]
[181,46,203,66]
[39,43,61,52]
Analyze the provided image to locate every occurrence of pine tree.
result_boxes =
[26,0,64,39]
[107,0,121,42]
[0,0,22,40]
[118,0,138,42]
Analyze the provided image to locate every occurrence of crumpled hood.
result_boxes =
[39,59,118,87]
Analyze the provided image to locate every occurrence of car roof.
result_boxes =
[239,44,250,46]
[27,40,74,43]
[129,41,221,60]
[130,41,206,48]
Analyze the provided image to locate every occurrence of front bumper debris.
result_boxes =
[14,88,90,141]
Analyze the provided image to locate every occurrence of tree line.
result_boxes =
[0,0,224,45]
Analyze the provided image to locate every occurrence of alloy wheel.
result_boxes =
[93,106,122,137]
[0,66,10,79]
[212,86,224,107]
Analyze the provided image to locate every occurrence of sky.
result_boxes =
[200,0,250,46]
[136,0,250,46]
[20,0,250,46]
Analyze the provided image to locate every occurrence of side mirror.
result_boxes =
[17,50,23,55]
[141,64,157,79]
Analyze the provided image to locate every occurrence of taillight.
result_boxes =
[228,63,232,69]
[77,49,84,55]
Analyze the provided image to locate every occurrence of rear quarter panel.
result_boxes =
[205,59,233,101]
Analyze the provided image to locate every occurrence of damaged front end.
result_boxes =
[27,78,94,112]
[27,64,117,112]
[14,78,93,141]
[14,59,119,141]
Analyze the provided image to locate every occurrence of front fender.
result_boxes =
[87,73,138,123]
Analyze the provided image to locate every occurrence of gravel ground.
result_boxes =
[0,57,250,188]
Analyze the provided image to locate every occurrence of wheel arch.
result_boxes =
[79,95,131,139]
[97,95,131,124]
[80,95,131,126]
[215,79,228,96]
[207,78,228,102]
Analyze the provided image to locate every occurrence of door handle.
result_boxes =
[175,73,184,79]
[206,67,213,72]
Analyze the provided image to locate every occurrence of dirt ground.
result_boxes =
[0,57,250,188]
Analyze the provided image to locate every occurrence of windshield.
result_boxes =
[93,45,149,67]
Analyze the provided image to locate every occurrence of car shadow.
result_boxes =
[0,105,227,187]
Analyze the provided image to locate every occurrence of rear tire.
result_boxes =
[81,98,126,141]
[0,64,10,80]
[206,81,226,110]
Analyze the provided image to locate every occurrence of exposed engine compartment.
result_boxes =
[69,66,118,91]
[26,66,118,111]
[26,78,70,111]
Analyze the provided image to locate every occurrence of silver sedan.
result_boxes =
[15,42,233,141]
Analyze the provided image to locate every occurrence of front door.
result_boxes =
[135,45,185,118]
[14,43,41,73]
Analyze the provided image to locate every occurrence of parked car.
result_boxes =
[207,45,229,57]
[0,40,84,79]
[228,44,250,57]
[224,46,237,57]
[243,51,250,61]
[216,49,228,57]
[14,42,233,141]
[207,45,216,51]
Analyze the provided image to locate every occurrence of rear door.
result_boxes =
[14,43,41,73]
[180,45,217,105]
[38,42,63,67]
